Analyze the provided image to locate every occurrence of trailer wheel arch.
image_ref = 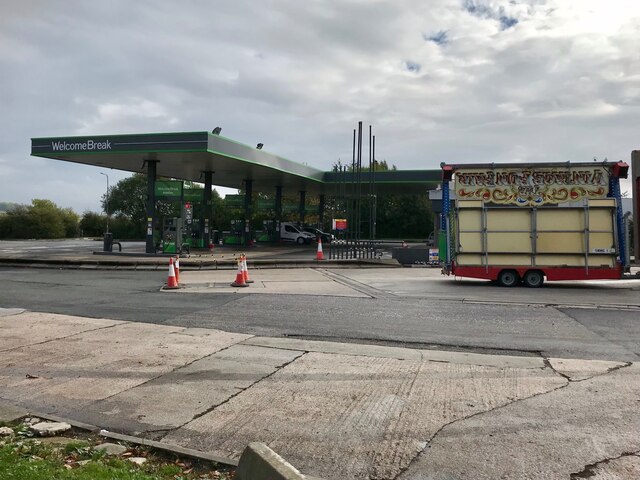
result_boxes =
[523,269,545,288]
[497,269,519,287]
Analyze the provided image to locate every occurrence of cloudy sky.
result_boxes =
[1,0,638,213]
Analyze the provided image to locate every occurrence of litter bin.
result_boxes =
[103,232,113,252]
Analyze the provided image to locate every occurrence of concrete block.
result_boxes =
[0,400,27,423]
[236,442,306,480]
[391,247,430,265]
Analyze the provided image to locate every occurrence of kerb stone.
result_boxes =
[236,442,306,480]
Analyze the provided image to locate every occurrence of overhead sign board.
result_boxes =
[50,139,112,151]
[155,181,182,197]
[31,132,209,155]
[454,166,610,206]
[183,188,203,202]
[282,204,297,213]
[257,199,275,210]
[225,194,244,207]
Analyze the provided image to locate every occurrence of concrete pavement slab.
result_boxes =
[548,357,628,381]
[169,268,369,297]
[0,399,27,423]
[399,363,640,480]
[1,310,637,479]
[163,351,566,480]
[585,454,640,479]
[243,336,544,369]
[80,344,303,434]
[0,312,122,352]
[0,308,25,317]
[0,318,250,414]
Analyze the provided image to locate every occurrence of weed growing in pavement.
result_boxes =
[0,421,234,479]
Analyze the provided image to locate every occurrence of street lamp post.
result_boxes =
[100,172,109,233]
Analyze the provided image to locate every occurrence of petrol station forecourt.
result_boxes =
[31,130,440,254]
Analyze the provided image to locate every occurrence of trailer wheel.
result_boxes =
[523,270,544,288]
[497,269,519,287]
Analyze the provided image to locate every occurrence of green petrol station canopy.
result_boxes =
[31,131,440,195]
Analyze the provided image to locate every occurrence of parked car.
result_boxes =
[303,227,334,244]
[280,222,316,245]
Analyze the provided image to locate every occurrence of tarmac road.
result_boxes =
[2,264,640,479]
[2,267,639,362]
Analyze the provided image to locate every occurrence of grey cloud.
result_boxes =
[404,61,421,73]
[424,30,448,45]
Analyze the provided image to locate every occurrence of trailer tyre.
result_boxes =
[497,269,519,287]
[523,270,544,288]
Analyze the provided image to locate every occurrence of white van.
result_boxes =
[279,222,315,245]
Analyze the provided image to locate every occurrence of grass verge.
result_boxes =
[0,421,233,479]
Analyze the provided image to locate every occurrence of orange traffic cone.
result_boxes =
[316,238,324,260]
[208,242,214,253]
[231,259,249,287]
[242,254,254,283]
[174,255,180,285]
[165,258,179,289]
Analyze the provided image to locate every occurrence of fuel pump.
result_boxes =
[162,218,183,254]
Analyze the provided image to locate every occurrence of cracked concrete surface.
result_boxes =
[163,351,566,479]
[1,311,639,479]
[398,363,639,480]
[78,344,303,434]
[0,313,249,412]
[0,311,122,351]
[571,451,640,479]
[547,357,630,381]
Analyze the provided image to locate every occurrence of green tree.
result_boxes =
[0,200,79,239]
[376,194,433,239]
[60,207,80,237]
[79,211,107,237]
[0,202,20,212]
[103,174,148,223]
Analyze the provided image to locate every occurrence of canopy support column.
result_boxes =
[145,160,158,254]
[275,186,283,241]
[244,179,253,246]
[319,194,325,228]
[299,190,306,226]
[203,171,213,247]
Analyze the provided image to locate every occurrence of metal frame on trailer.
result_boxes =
[440,160,631,284]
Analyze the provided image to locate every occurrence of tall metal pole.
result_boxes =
[357,121,363,242]
[632,150,640,264]
[368,125,373,242]
[350,129,356,244]
[100,172,109,234]
[372,134,377,241]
